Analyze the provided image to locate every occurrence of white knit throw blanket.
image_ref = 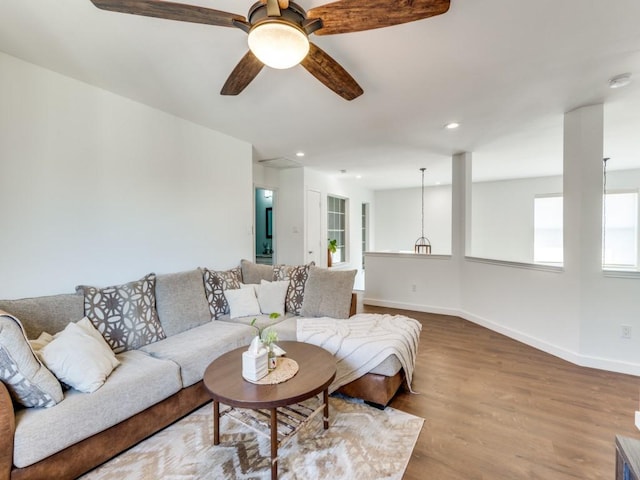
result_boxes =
[296,313,422,394]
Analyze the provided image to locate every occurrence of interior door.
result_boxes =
[306,189,322,265]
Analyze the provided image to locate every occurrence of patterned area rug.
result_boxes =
[81,397,424,480]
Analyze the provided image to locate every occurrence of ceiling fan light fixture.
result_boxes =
[248,21,309,69]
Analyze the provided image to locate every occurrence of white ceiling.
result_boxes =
[1,0,640,189]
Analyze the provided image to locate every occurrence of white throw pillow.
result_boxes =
[39,319,120,393]
[258,280,289,316]
[225,287,261,319]
[29,331,54,354]
[76,316,115,352]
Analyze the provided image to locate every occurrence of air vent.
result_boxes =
[257,157,302,169]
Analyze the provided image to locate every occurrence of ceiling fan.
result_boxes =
[89,0,450,100]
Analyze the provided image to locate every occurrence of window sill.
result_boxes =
[603,269,640,279]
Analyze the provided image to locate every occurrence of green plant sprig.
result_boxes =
[250,312,281,345]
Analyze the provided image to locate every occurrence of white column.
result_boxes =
[563,104,604,277]
[452,152,472,259]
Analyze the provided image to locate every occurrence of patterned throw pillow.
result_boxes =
[76,273,166,353]
[0,310,63,408]
[202,267,242,319]
[274,262,315,315]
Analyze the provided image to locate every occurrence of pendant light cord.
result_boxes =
[420,168,426,238]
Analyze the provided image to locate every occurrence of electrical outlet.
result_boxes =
[411,284,417,293]
[622,325,632,339]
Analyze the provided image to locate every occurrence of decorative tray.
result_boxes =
[244,357,299,385]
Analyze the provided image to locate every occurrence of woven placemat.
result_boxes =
[244,357,299,385]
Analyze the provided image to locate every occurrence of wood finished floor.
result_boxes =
[361,305,640,480]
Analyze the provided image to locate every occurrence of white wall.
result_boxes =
[0,52,253,298]
[370,164,614,263]
[471,176,563,262]
[365,254,461,314]
[374,185,452,255]
[304,169,375,289]
[470,169,640,263]
[366,105,640,377]
[253,164,375,289]
[253,164,305,266]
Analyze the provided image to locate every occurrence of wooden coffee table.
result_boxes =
[203,340,336,479]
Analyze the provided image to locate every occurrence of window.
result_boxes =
[533,192,638,269]
[534,195,563,265]
[603,191,638,269]
[327,195,347,263]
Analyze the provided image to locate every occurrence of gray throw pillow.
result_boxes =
[0,310,63,408]
[0,293,84,339]
[202,267,242,319]
[76,273,166,353]
[240,259,275,284]
[300,267,356,319]
[155,269,211,337]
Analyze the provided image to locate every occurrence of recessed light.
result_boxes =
[356,175,362,180]
[296,151,305,157]
[445,122,460,129]
[609,73,632,89]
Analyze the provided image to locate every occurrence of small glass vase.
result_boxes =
[267,344,277,371]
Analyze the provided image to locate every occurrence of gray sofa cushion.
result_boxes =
[140,321,255,387]
[155,269,211,337]
[240,259,274,284]
[0,293,84,339]
[369,354,402,376]
[217,312,295,333]
[13,350,181,468]
[300,267,356,319]
[269,316,298,341]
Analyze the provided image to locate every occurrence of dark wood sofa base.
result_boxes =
[336,369,405,408]
[3,381,210,480]
[2,370,405,480]
[2,292,405,480]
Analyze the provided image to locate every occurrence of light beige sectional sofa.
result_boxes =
[0,260,405,480]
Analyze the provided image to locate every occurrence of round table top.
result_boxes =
[203,341,337,409]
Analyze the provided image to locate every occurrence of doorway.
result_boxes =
[255,188,275,265]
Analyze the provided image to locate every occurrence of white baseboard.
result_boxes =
[362,297,640,377]
[362,298,460,317]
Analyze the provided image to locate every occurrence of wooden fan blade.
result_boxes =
[308,0,449,36]
[300,43,363,100]
[220,51,265,95]
[90,0,244,28]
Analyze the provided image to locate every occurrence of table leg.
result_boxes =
[323,389,330,430]
[271,407,278,479]
[213,400,220,446]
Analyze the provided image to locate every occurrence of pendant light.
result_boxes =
[414,167,432,254]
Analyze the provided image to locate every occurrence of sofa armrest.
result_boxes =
[0,382,15,480]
